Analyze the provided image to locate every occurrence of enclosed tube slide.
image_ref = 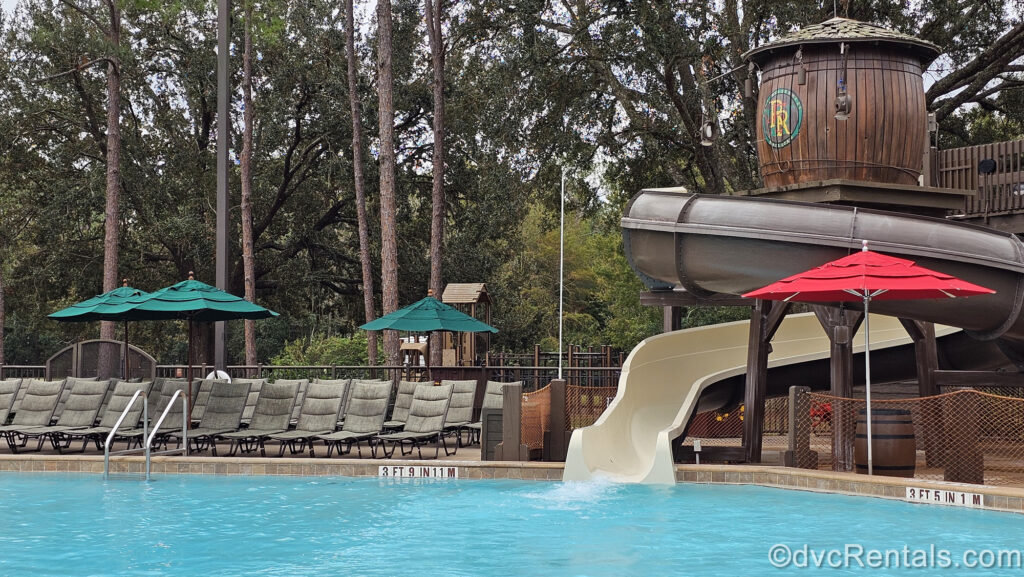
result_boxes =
[564,189,1024,484]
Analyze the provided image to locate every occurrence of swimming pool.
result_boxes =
[0,474,1021,576]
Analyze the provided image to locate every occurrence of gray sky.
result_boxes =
[1,0,16,15]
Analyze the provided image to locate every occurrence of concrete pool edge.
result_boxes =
[1,454,1021,513]
[675,465,1024,514]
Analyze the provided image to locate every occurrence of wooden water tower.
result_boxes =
[740,18,968,216]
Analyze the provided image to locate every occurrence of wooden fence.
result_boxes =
[939,139,1024,217]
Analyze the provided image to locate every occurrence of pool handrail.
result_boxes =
[145,389,189,479]
[103,389,148,480]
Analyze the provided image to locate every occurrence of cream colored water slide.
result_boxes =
[563,313,957,484]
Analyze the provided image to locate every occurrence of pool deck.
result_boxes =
[1,453,1023,514]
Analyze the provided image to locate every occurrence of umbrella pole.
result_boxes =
[864,293,873,476]
[187,319,193,431]
[123,320,129,380]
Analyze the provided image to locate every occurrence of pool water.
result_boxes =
[0,474,1021,576]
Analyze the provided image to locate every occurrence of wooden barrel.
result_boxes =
[755,44,927,188]
[854,408,916,477]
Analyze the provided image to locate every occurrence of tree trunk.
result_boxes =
[0,264,5,367]
[99,0,121,341]
[241,1,258,372]
[377,0,400,365]
[347,0,378,366]
[425,0,444,367]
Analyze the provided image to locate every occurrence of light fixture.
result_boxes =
[795,46,806,85]
[834,43,851,120]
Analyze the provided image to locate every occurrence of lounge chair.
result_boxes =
[317,380,394,458]
[7,379,110,452]
[441,379,477,449]
[53,381,154,453]
[267,381,347,457]
[272,378,309,424]
[189,378,228,424]
[51,377,100,421]
[0,379,23,425]
[382,380,419,431]
[215,380,301,456]
[312,378,355,426]
[165,381,252,453]
[115,378,197,450]
[233,378,266,426]
[376,382,454,459]
[464,380,517,445]
[0,379,66,451]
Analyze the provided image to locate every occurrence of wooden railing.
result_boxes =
[939,139,1024,217]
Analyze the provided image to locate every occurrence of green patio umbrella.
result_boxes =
[117,273,279,418]
[48,280,149,379]
[361,296,497,375]
[360,296,498,333]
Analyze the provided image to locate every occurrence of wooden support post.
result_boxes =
[546,379,569,462]
[742,300,790,463]
[811,306,863,472]
[900,318,942,466]
[494,382,528,461]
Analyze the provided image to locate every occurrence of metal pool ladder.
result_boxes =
[104,389,189,481]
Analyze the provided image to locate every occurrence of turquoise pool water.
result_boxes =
[0,474,1021,576]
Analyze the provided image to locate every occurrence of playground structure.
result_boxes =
[565,18,1024,484]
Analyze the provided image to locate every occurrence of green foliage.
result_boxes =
[271,333,379,366]
[4,0,1024,366]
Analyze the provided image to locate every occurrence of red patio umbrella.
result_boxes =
[743,240,995,475]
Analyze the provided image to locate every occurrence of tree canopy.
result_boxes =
[2,0,1024,365]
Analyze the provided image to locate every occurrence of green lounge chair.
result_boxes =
[376,382,454,460]
[382,380,419,431]
[166,381,252,453]
[464,380,517,445]
[8,380,110,452]
[0,379,24,425]
[441,379,477,450]
[215,380,301,456]
[267,381,347,457]
[53,381,154,453]
[317,380,394,458]
[0,379,66,451]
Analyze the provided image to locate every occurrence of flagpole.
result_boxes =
[558,169,565,380]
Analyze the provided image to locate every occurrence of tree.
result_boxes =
[377,0,401,365]
[346,0,378,366]
[240,0,257,368]
[424,0,445,365]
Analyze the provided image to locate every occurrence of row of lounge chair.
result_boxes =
[0,376,515,460]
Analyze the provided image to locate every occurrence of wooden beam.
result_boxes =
[932,370,1024,387]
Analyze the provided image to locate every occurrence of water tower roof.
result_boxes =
[744,17,940,66]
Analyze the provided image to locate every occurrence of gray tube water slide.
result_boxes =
[623,187,1024,364]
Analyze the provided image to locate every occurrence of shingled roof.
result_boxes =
[744,17,941,66]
